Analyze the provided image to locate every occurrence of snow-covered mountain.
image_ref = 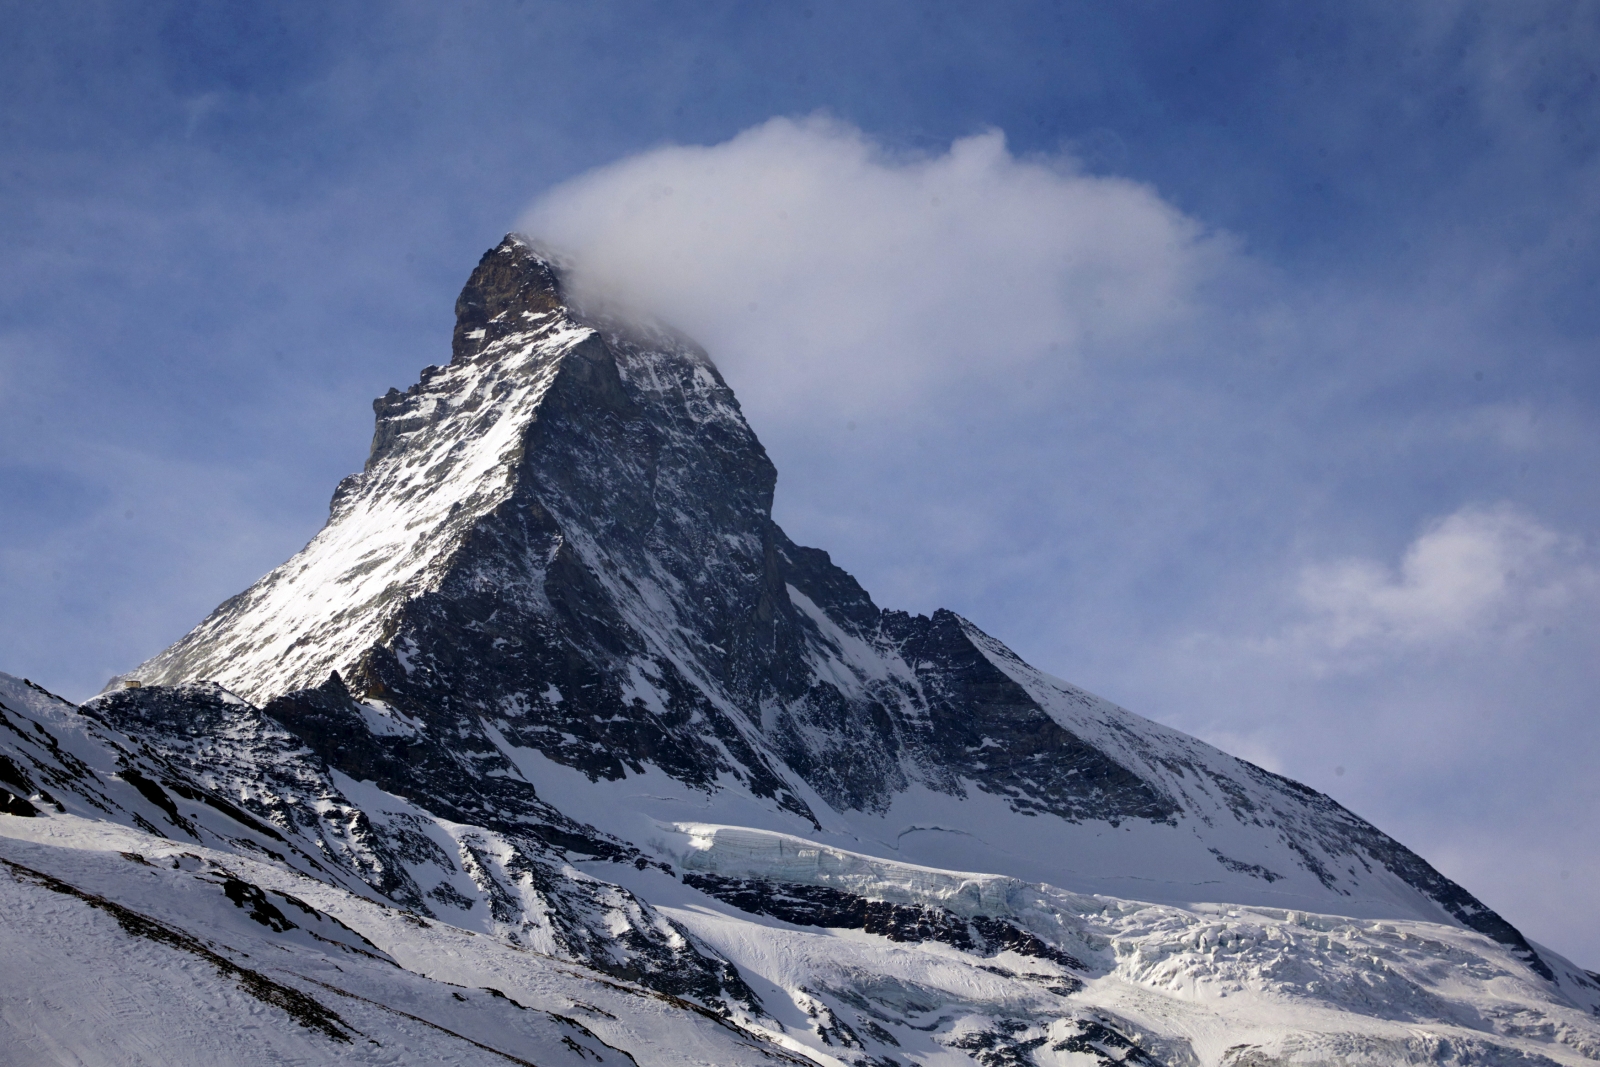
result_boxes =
[5,236,1597,1065]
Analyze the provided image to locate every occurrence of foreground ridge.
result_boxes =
[3,237,1594,1066]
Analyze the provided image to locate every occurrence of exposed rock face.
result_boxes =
[126,237,1179,830]
[4,676,753,1004]
[117,236,1549,983]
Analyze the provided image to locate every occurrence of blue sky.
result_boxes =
[3,2,1597,964]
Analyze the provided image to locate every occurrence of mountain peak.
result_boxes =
[451,233,568,363]
[14,237,1588,1062]
[119,237,1549,981]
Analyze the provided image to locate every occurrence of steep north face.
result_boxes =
[122,236,1547,974]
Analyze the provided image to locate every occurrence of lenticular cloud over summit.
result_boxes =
[520,117,1228,416]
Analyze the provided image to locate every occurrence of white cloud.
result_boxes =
[1292,504,1591,658]
[519,116,1230,420]
[1168,505,1596,689]
[1154,502,1600,963]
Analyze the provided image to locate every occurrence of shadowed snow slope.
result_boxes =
[4,237,1594,1066]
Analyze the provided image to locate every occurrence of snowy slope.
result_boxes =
[5,685,1598,1065]
[0,807,809,1066]
[0,670,757,1005]
[123,251,596,703]
[5,236,1595,1064]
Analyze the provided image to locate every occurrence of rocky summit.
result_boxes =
[3,236,1597,1066]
